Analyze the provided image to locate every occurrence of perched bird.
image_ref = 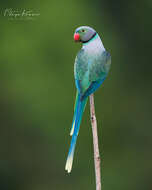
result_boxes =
[65,26,111,173]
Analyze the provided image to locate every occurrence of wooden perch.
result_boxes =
[89,94,101,190]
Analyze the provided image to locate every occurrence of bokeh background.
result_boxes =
[0,0,152,190]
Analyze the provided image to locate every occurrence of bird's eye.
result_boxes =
[81,29,85,32]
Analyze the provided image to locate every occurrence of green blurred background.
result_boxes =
[0,0,152,190]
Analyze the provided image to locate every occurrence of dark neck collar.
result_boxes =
[82,32,97,44]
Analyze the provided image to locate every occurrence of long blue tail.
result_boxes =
[65,93,87,173]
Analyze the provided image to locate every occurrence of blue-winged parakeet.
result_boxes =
[65,26,111,173]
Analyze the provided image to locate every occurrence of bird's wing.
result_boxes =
[89,50,111,81]
[81,51,111,100]
[81,78,105,100]
[74,49,111,99]
[74,49,91,95]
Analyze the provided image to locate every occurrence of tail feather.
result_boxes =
[65,135,77,173]
[70,120,75,136]
[70,92,78,136]
[70,92,87,136]
[65,93,87,173]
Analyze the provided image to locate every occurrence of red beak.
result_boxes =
[74,33,80,42]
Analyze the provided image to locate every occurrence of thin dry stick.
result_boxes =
[89,94,101,190]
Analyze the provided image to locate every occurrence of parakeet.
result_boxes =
[65,26,111,173]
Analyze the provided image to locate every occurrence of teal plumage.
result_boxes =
[65,26,111,173]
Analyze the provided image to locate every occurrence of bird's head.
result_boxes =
[74,26,97,43]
